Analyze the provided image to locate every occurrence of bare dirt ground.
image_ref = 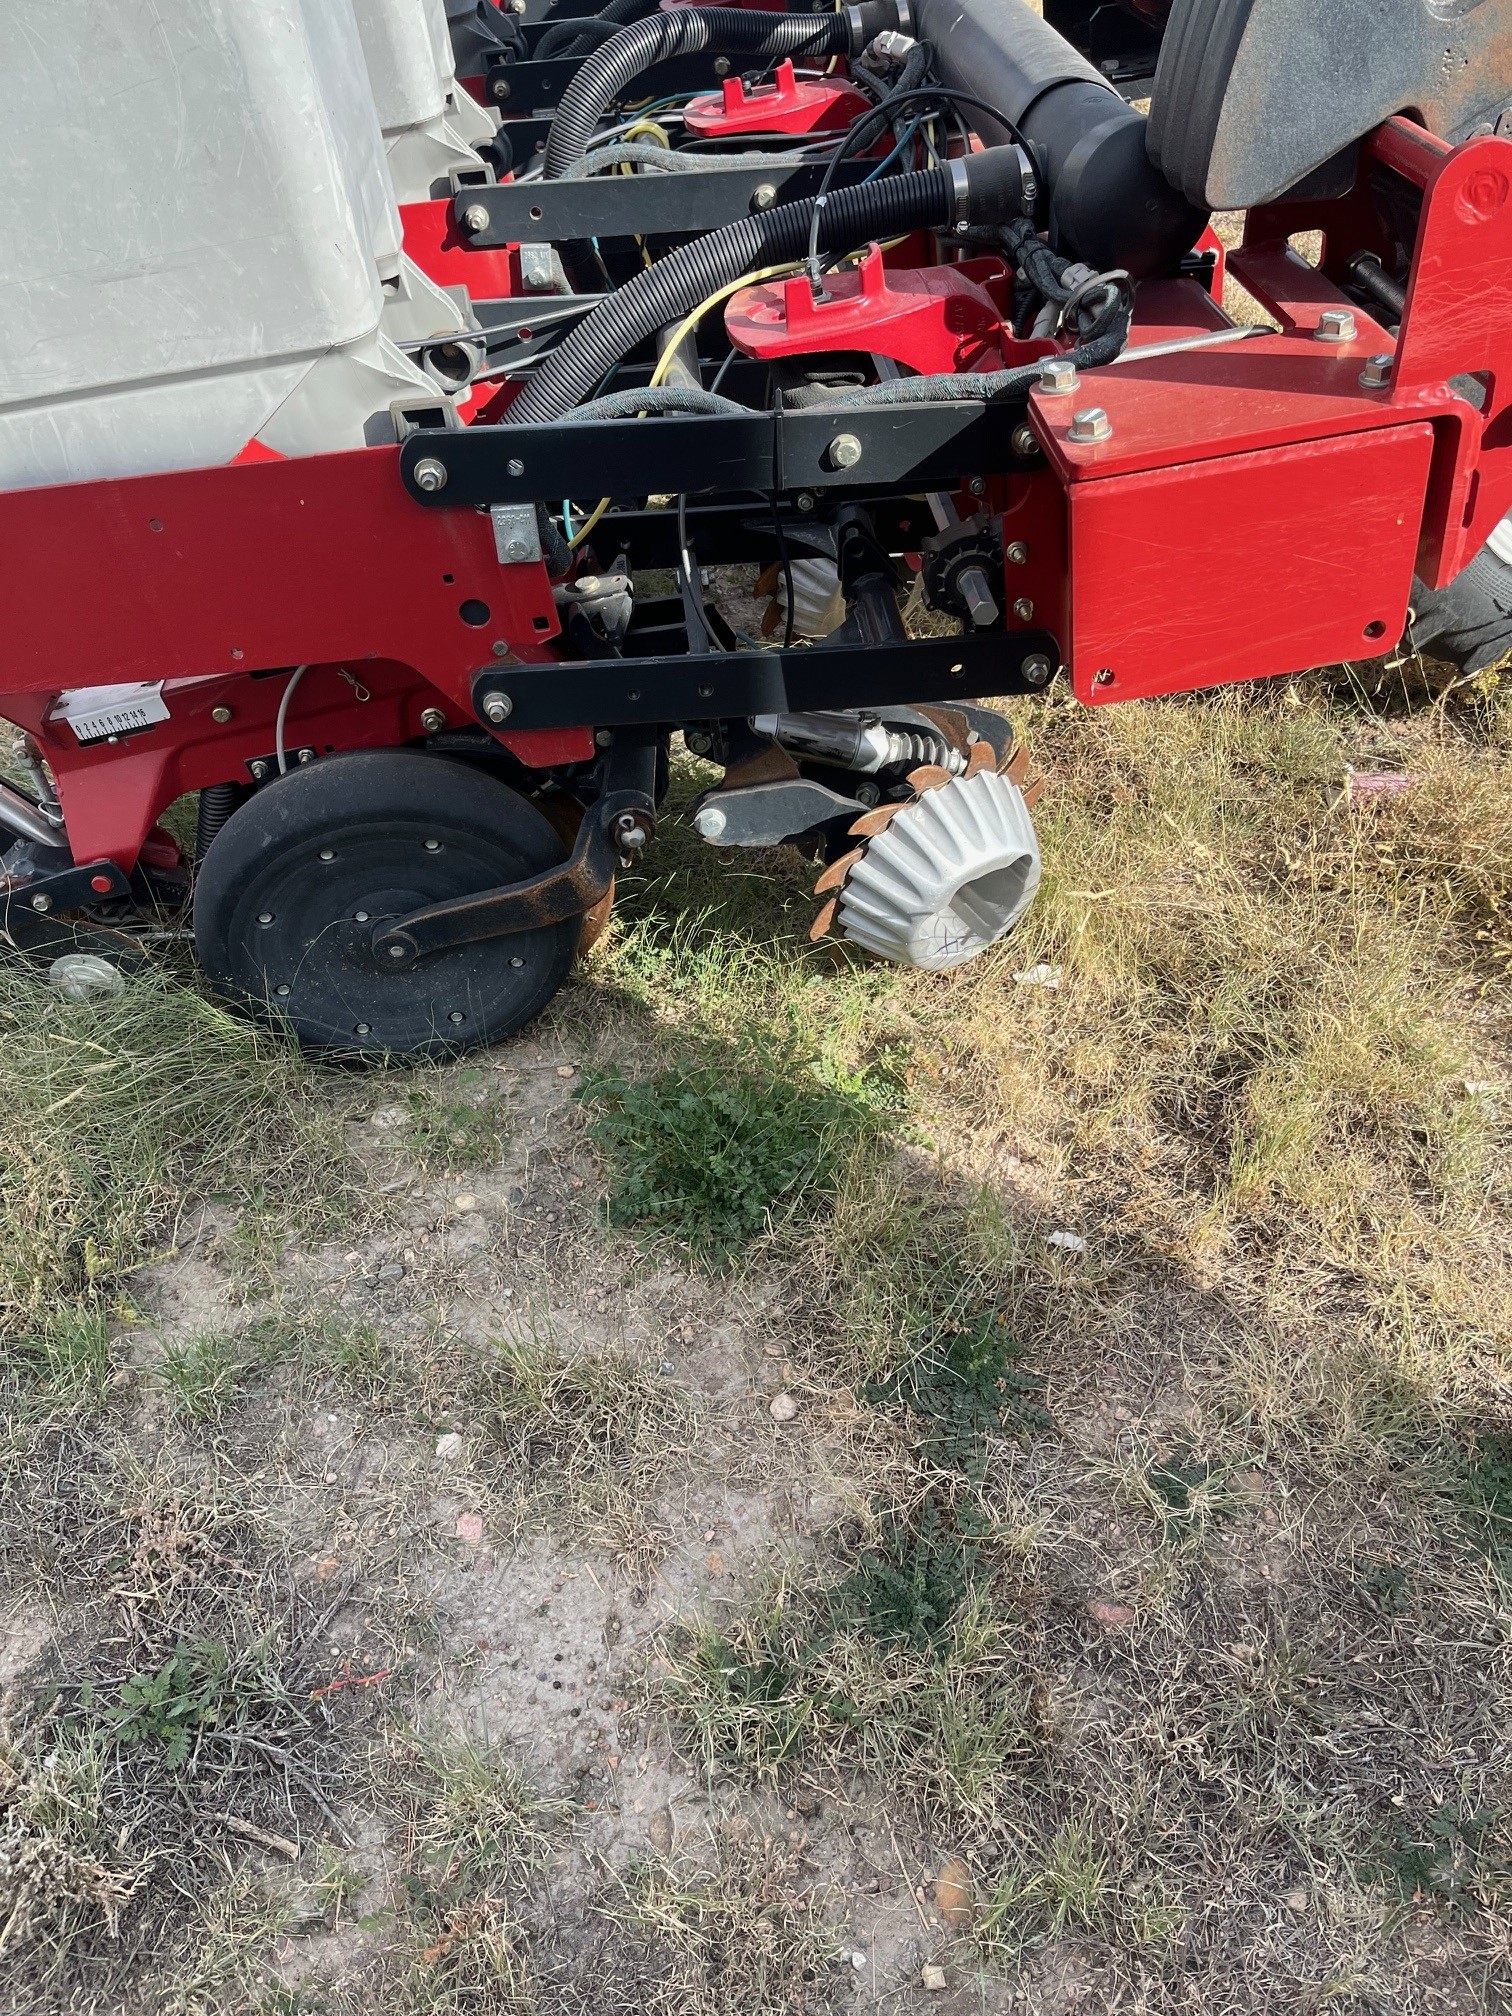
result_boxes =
[6,661,1512,2015]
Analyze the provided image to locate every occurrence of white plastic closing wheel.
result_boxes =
[835,768,1042,971]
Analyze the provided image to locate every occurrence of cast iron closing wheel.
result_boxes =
[193,751,579,1060]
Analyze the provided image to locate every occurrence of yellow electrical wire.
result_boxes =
[569,241,901,549]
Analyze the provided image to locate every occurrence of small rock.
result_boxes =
[850,1951,867,1972]
[455,1512,484,1545]
[508,1187,526,1206]
[769,1392,799,1424]
[647,1806,675,1856]
[933,1855,972,1929]
[369,1106,408,1130]
[435,1432,463,1461]
[556,1065,576,1079]
[1047,1230,1087,1254]
[1284,1887,1308,1914]
[1087,1598,1135,1630]
[921,1965,948,1994]
[1013,962,1064,990]
[453,1194,478,1214]
[375,1262,405,1283]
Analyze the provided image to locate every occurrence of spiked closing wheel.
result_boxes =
[813,746,1042,971]
[193,751,579,1059]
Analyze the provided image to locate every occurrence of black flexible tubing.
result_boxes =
[512,164,956,422]
[541,6,853,179]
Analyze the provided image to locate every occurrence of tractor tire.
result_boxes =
[1411,521,1512,679]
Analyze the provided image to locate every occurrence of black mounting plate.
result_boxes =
[471,633,1059,732]
[401,402,1037,505]
[454,158,876,244]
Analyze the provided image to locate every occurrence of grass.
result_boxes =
[579,1049,897,1266]
[7,673,1512,2008]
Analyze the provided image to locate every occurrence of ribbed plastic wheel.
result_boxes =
[193,751,578,1060]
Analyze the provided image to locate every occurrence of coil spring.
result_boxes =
[879,730,967,776]
[195,783,242,860]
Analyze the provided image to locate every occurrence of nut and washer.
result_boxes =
[30,893,51,913]
[420,707,446,733]
[1011,423,1041,458]
[828,433,863,470]
[1360,352,1395,389]
[413,457,448,493]
[462,203,491,235]
[1314,308,1358,343]
[714,55,731,74]
[1021,654,1055,687]
[751,183,778,212]
[694,803,728,841]
[1012,597,1035,622]
[1006,541,1030,565]
[1068,407,1113,444]
[482,691,513,724]
[1039,356,1081,396]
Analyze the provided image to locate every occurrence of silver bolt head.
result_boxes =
[483,692,513,724]
[714,55,730,74]
[751,182,778,211]
[694,803,728,841]
[1006,541,1029,565]
[420,707,446,733]
[211,705,232,724]
[828,433,863,470]
[1022,654,1054,686]
[1013,596,1035,622]
[1068,407,1113,444]
[504,539,531,562]
[30,893,51,913]
[1360,352,1395,389]
[318,848,336,862]
[249,760,269,780]
[388,945,407,959]
[354,911,369,923]
[413,456,448,493]
[1039,357,1081,395]
[506,457,525,478]
[1011,424,1041,458]
[1315,308,1358,343]
[463,203,491,234]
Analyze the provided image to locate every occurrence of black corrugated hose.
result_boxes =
[541,3,902,179]
[513,147,1029,422]
[534,0,657,64]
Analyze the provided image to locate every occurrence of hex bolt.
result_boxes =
[355,1022,371,1035]
[413,457,448,493]
[462,203,491,235]
[506,457,525,478]
[1011,424,1041,458]
[1013,596,1035,622]
[30,893,51,913]
[1068,407,1113,444]
[448,1011,465,1025]
[1006,541,1030,565]
[1315,308,1358,343]
[491,75,510,101]
[482,691,513,724]
[828,433,863,470]
[1360,352,1395,389]
[1039,357,1081,396]
[504,538,531,562]
[1022,654,1055,686]
[423,838,441,852]
[420,706,446,732]
[354,911,369,923]
[714,55,731,73]
[795,491,815,512]
[957,566,999,628]
[211,705,232,724]
[388,945,408,959]
[751,183,778,211]
[968,476,986,497]
[258,911,275,925]
[695,803,729,841]
[249,759,269,780]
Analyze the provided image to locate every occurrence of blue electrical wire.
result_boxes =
[861,116,921,183]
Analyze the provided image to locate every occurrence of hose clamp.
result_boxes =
[893,0,914,31]
[844,4,868,49]
[949,155,971,228]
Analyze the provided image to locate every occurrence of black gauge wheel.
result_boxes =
[193,750,578,1060]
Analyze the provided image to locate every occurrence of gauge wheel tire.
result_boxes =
[193,749,579,1060]
[1412,542,1512,679]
